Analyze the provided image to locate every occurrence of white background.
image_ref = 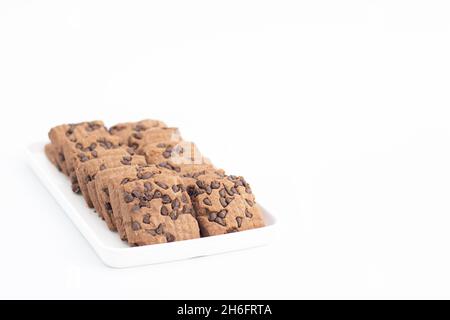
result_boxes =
[1,0,450,299]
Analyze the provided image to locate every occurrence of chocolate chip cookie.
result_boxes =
[118,173,199,246]
[189,175,265,236]
[76,154,146,208]
[48,121,108,175]
[128,127,182,153]
[109,119,167,146]
[94,165,173,234]
[64,134,128,194]
[140,141,211,173]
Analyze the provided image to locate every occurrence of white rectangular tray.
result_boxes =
[27,142,277,268]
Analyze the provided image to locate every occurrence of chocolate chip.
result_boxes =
[196,181,206,189]
[203,198,212,206]
[139,172,155,180]
[99,164,107,170]
[158,162,181,173]
[245,199,254,207]
[72,184,81,194]
[129,143,139,150]
[144,182,153,192]
[121,178,130,185]
[211,181,220,189]
[162,151,171,159]
[187,186,196,197]
[226,197,233,205]
[170,211,178,220]
[66,127,74,136]
[87,122,101,131]
[220,197,228,208]
[226,187,235,196]
[160,206,169,216]
[89,143,97,151]
[215,217,226,226]
[162,195,171,204]
[132,221,141,231]
[142,214,151,224]
[156,181,169,190]
[165,233,176,243]
[234,180,244,187]
[135,124,146,132]
[139,199,149,208]
[132,204,140,212]
[131,190,141,198]
[79,154,89,162]
[236,217,243,228]
[91,150,98,158]
[143,192,153,201]
[227,228,239,233]
[158,162,170,170]
[133,132,143,139]
[153,190,162,198]
[219,189,226,197]
[155,224,164,235]
[127,147,135,155]
[75,143,83,150]
[172,199,180,210]
[121,157,131,165]
[181,193,189,203]
[205,186,212,195]
[157,143,167,148]
[218,210,227,218]
[208,212,217,221]
[245,208,253,218]
[124,192,134,203]
[172,185,180,193]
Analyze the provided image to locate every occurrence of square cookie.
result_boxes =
[63,135,124,175]
[48,121,107,175]
[94,165,171,235]
[118,172,199,246]
[109,119,167,146]
[76,154,146,208]
[128,127,182,152]
[140,141,211,173]
[189,175,265,236]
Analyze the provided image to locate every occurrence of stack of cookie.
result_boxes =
[45,120,265,246]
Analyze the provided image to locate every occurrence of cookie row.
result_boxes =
[45,120,265,246]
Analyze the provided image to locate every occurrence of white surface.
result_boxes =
[1,0,450,299]
[27,142,276,268]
